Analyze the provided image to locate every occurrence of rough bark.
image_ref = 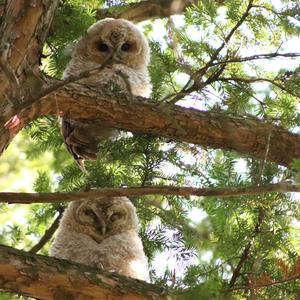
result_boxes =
[96,0,224,22]
[0,0,59,153]
[0,245,167,300]
[1,84,300,168]
[0,0,59,104]
[1,183,299,204]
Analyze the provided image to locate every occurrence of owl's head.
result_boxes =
[74,18,150,69]
[63,196,139,243]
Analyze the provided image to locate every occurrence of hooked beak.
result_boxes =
[92,207,107,236]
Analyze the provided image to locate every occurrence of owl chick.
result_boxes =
[61,18,152,171]
[49,197,150,282]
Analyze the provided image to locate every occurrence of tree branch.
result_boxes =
[0,87,298,166]
[195,0,254,78]
[2,84,299,168]
[210,52,300,66]
[217,77,299,98]
[96,0,224,22]
[0,183,299,204]
[29,208,64,254]
[228,208,265,288]
[228,273,300,291]
[0,244,167,300]
[167,0,254,102]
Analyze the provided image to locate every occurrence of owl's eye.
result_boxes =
[84,209,95,217]
[121,43,131,51]
[97,43,109,52]
[110,213,122,222]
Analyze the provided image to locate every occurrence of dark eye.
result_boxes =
[121,43,131,51]
[97,43,109,52]
[84,209,95,217]
[110,213,122,222]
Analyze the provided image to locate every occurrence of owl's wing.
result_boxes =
[61,118,98,172]
[61,117,120,172]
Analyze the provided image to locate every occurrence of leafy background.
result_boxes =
[1,0,300,299]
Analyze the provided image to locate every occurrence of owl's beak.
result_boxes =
[90,206,106,236]
[111,49,122,64]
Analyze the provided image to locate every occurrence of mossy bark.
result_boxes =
[0,245,167,300]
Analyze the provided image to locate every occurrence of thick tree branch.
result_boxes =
[0,245,167,300]
[0,183,299,204]
[1,84,300,167]
[96,0,224,22]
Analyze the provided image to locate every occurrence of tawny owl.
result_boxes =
[49,197,150,281]
[61,18,152,171]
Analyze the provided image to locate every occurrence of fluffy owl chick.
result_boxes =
[61,18,152,171]
[49,197,150,282]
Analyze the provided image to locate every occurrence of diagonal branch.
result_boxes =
[228,208,265,288]
[96,0,224,22]
[39,53,114,100]
[0,183,299,204]
[29,208,64,254]
[167,0,254,102]
[194,0,254,79]
[228,273,300,291]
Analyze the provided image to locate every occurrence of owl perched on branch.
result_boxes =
[49,197,150,281]
[61,18,152,171]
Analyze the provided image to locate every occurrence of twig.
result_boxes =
[257,122,273,179]
[29,208,64,253]
[115,70,133,100]
[10,53,115,115]
[146,198,209,241]
[0,183,299,204]
[163,0,254,103]
[228,117,274,289]
[38,53,114,99]
[194,0,254,79]
[216,77,299,98]
[210,52,300,67]
[228,273,300,291]
[228,209,264,288]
